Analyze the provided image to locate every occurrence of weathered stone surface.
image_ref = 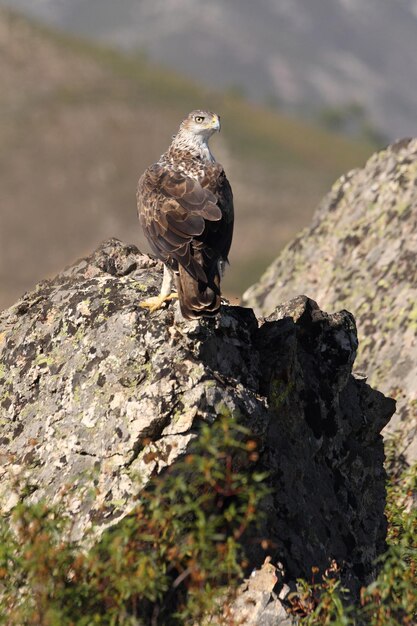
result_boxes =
[0,239,394,601]
[243,138,417,463]
[255,296,394,594]
[0,240,263,537]
[222,559,294,626]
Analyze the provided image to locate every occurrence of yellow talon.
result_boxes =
[139,292,178,313]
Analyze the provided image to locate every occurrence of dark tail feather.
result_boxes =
[177,263,221,320]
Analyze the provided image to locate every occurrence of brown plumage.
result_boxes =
[137,110,234,319]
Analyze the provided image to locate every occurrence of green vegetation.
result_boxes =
[0,416,416,624]
[287,448,417,625]
[0,417,268,625]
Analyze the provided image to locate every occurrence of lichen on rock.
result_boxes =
[243,138,417,464]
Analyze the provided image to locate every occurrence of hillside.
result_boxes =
[3,0,417,139]
[0,9,373,310]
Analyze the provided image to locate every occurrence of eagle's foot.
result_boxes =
[139,292,178,313]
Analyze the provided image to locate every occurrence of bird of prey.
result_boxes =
[137,110,234,320]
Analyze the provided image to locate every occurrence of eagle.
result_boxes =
[137,110,234,320]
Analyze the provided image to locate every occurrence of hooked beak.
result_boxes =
[211,115,221,132]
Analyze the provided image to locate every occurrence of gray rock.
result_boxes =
[222,559,294,626]
[243,138,417,464]
[0,239,394,606]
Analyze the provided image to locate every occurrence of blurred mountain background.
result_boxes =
[1,2,416,310]
[5,0,417,141]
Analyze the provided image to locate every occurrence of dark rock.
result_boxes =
[256,296,394,592]
[0,239,394,603]
[243,139,417,464]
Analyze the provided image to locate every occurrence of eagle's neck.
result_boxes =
[167,130,215,163]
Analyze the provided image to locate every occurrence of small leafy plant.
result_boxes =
[287,452,417,626]
[0,417,268,626]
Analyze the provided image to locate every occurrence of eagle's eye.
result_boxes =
[194,115,205,123]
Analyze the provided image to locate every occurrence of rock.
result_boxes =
[243,138,417,464]
[254,296,394,594]
[0,239,394,602]
[222,559,294,626]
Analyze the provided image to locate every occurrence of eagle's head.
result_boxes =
[169,110,221,160]
[180,110,221,138]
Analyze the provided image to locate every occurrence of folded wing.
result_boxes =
[137,162,234,319]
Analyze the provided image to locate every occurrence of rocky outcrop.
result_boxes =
[244,138,417,464]
[0,239,394,602]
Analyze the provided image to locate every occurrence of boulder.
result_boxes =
[243,139,417,464]
[0,239,394,601]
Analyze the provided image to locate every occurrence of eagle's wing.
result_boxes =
[137,162,234,319]
[138,163,227,279]
[198,165,234,266]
